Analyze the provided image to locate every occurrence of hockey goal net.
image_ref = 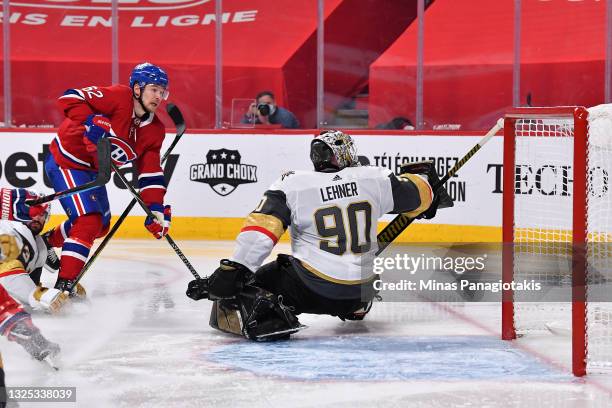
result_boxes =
[502,105,612,377]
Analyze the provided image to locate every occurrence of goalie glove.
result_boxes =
[400,160,454,219]
[54,278,87,300]
[0,234,20,262]
[207,259,252,299]
[31,287,70,314]
[144,204,171,239]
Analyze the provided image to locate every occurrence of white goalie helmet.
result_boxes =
[310,130,359,172]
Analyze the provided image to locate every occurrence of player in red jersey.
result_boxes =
[43,63,172,295]
[0,282,60,366]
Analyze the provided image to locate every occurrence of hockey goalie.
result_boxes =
[186,130,453,341]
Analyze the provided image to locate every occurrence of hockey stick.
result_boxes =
[375,118,504,256]
[26,138,112,206]
[71,104,188,287]
[109,161,201,278]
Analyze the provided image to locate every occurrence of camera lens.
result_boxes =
[257,103,270,116]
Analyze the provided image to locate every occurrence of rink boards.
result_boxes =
[0,129,592,242]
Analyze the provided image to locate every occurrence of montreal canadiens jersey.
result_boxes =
[50,84,167,205]
[0,220,46,275]
[232,165,432,286]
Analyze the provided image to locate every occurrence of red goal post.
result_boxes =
[502,106,592,377]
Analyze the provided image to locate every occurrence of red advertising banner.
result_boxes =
[2,0,339,128]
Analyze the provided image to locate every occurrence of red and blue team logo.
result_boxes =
[108,137,137,167]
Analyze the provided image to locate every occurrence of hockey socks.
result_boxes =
[44,220,72,248]
[58,214,102,281]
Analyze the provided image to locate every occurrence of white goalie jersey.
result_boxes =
[231,165,432,286]
[0,220,47,308]
[276,166,394,282]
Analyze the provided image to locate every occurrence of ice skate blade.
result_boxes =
[253,324,308,341]
[43,355,61,371]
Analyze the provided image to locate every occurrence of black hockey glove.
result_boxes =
[400,160,454,220]
[207,259,251,299]
[186,277,210,301]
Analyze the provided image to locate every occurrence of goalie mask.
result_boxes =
[310,130,359,172]
[0,188,50,234]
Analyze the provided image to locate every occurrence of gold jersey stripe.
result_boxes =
[242,213,286,240]
[398,173,433,218]
[0,259,25,275]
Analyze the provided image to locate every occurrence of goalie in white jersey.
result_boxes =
[186,130,451,340]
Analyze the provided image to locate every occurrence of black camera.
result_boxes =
[257,103,271,116]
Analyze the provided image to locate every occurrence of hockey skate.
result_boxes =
[7,317,61,369]
[246,304,306,342]
[41,230,60,274]
[239,288,306,342]
[338,297,379,321]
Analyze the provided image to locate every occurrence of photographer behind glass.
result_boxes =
[241,90,300,129]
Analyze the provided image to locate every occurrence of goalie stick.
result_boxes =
[375,118,504,256]
[70,104,188,289]
[25,138,112,206]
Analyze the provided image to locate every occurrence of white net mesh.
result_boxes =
[511,106,612,372]
[585,104,612,369]
[513,117,574,334]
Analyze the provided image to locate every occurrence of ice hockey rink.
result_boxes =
[2,240,612,408]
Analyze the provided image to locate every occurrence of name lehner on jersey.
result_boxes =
[320,181,358,202]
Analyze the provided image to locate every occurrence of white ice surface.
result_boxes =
[2,240,612,408]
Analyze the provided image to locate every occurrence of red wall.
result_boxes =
[369,0,607,130]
